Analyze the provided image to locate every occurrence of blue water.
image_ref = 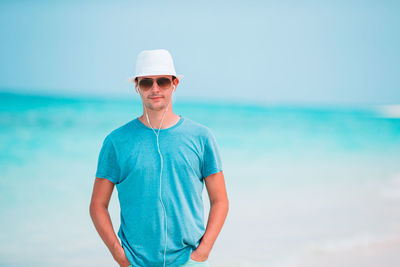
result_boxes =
[1,92,400,267]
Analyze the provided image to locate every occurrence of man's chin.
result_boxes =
[146,103,167,111]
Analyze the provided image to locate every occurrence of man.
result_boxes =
[89,49,229,267]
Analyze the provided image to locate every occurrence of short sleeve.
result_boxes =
[95,136,121,184]
[201,131,223,179]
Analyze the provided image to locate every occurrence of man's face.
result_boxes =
[135,75,178,112]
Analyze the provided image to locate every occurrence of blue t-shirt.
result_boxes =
[95,115,223,266]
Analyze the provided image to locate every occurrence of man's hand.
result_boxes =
[190,171,228,262]
[90,178,131,266]
[111,242,131,267]
[190,245,210,262]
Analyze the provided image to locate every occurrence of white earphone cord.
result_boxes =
[138,85,175,267]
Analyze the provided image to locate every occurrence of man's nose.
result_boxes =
[149,81,161,91]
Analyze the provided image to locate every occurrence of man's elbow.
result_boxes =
[89,202,108,217]
[211,197,229,211]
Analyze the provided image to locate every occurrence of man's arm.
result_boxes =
[191,170,229,261]
[89,178,131,267]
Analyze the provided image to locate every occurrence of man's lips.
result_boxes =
[150,97,163,99]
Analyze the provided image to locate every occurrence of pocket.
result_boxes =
[189,258,209,265]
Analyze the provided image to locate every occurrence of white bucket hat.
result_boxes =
[127,49,184,83]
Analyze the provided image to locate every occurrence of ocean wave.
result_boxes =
[374,105,400,118]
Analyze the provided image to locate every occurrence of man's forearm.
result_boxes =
[89,205,121,254]
[197,200,229,253]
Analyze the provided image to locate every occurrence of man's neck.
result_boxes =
[138,110,181,130]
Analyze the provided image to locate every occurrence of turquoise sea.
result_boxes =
[1,92,400,267]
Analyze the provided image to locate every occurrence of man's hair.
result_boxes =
[135,75,177,82]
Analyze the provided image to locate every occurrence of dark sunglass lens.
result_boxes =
[157,78,172,88]
[139,79,154,90]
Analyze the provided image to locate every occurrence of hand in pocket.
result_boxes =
[112,243,131,267]
[190,248,209,262]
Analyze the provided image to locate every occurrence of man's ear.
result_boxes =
[174,79,179,87]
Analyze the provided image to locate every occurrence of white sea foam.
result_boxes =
[375,104,400,118]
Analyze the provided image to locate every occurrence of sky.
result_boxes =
[0,0,399,106]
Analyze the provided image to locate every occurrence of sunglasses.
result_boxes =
[138,77,173,91]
